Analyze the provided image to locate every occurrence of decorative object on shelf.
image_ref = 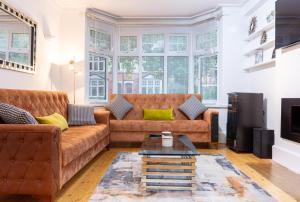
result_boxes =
[255,49,264,64]
[272,48,276,59]
[266,11,275,23]
[249,16,257,35]
[260,31,267,45]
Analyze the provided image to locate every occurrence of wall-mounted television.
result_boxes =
[276,0,300,49]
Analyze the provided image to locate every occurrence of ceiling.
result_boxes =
[54,0,245,17]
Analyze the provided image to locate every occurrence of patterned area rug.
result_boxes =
[89,153,276,202]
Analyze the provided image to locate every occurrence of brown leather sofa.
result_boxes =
[0,89,110,202]
[109,94,218,143]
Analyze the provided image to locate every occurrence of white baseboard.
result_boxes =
[272,145,300,174]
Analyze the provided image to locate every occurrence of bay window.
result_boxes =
[86,15,219,103]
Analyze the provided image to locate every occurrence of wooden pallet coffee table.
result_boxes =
[139,134,199,192]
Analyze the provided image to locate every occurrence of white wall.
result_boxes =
[271,46,300,174]
[0,0,62,91]
[57,8,86,104]
[240,0,300,174]
[217,6,246,142]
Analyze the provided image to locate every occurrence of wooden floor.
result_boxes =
[0,146,299,202]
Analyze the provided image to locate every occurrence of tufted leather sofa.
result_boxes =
[109,94,218,143]
[0,89,110,202]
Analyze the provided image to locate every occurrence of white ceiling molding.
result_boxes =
[54,0,244,17]
[86,8,222,26]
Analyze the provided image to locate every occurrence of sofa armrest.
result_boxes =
[94,110,110,125]
[203,109,219,126]
[0,124,62,198]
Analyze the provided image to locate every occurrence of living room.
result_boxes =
[0,0,299,201]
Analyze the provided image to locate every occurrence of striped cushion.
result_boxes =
[179,95,207,120]
[68,104,96,126]
[0,103,38,124]
[106,95,133,120]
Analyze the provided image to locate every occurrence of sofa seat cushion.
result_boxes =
[61,124,109,166]
[110,120,209,133]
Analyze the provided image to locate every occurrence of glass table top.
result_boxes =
[139,134,200,156]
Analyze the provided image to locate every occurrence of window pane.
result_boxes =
[142,56,164,94]
[89,53,108,102]
[194,55,218,101]
[118,56,139,94]
[11,33,30,49]
[125,82,133,94]
[203,86,217,100]
[0,32,8,50]
[120,36,137,52]
[167,56,188,94]
[142,34,164,53]
[9,52,29,65]
[196,30,217,51]
[94,31,111,51]
[169,35,187,52]
[0,51,5,60]
[89,30,96,48]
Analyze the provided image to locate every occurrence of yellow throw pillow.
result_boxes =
[143,108,174,120]
[36,113,69,131]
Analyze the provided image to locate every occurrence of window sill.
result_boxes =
[90,102,228,109]
[204,103,228,109]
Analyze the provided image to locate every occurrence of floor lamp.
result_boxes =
[69,60,82,104]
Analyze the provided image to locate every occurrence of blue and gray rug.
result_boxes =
[89,152,276,202]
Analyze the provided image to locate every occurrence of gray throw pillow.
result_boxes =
[106,95,133,120]
[179,95,207,120]
[0,103,38,124]
[68,104,96,126]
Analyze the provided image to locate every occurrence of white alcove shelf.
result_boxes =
[244,40,275,56]
[243,0,276,71]
[244,58,276,71]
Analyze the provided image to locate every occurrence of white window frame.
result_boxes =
[86,18,220,105]
[193,27,219,103]
[142,79,163,94]
[87,26,113,103]
[142,33,165,54]
[120,35,138,54]
[168,34,189,54]
[89,78,106,99]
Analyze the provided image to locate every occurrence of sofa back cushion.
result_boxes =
[0,89,69,119]
[109,94,202,120]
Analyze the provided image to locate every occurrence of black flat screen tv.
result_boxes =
[276,0,300,49]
